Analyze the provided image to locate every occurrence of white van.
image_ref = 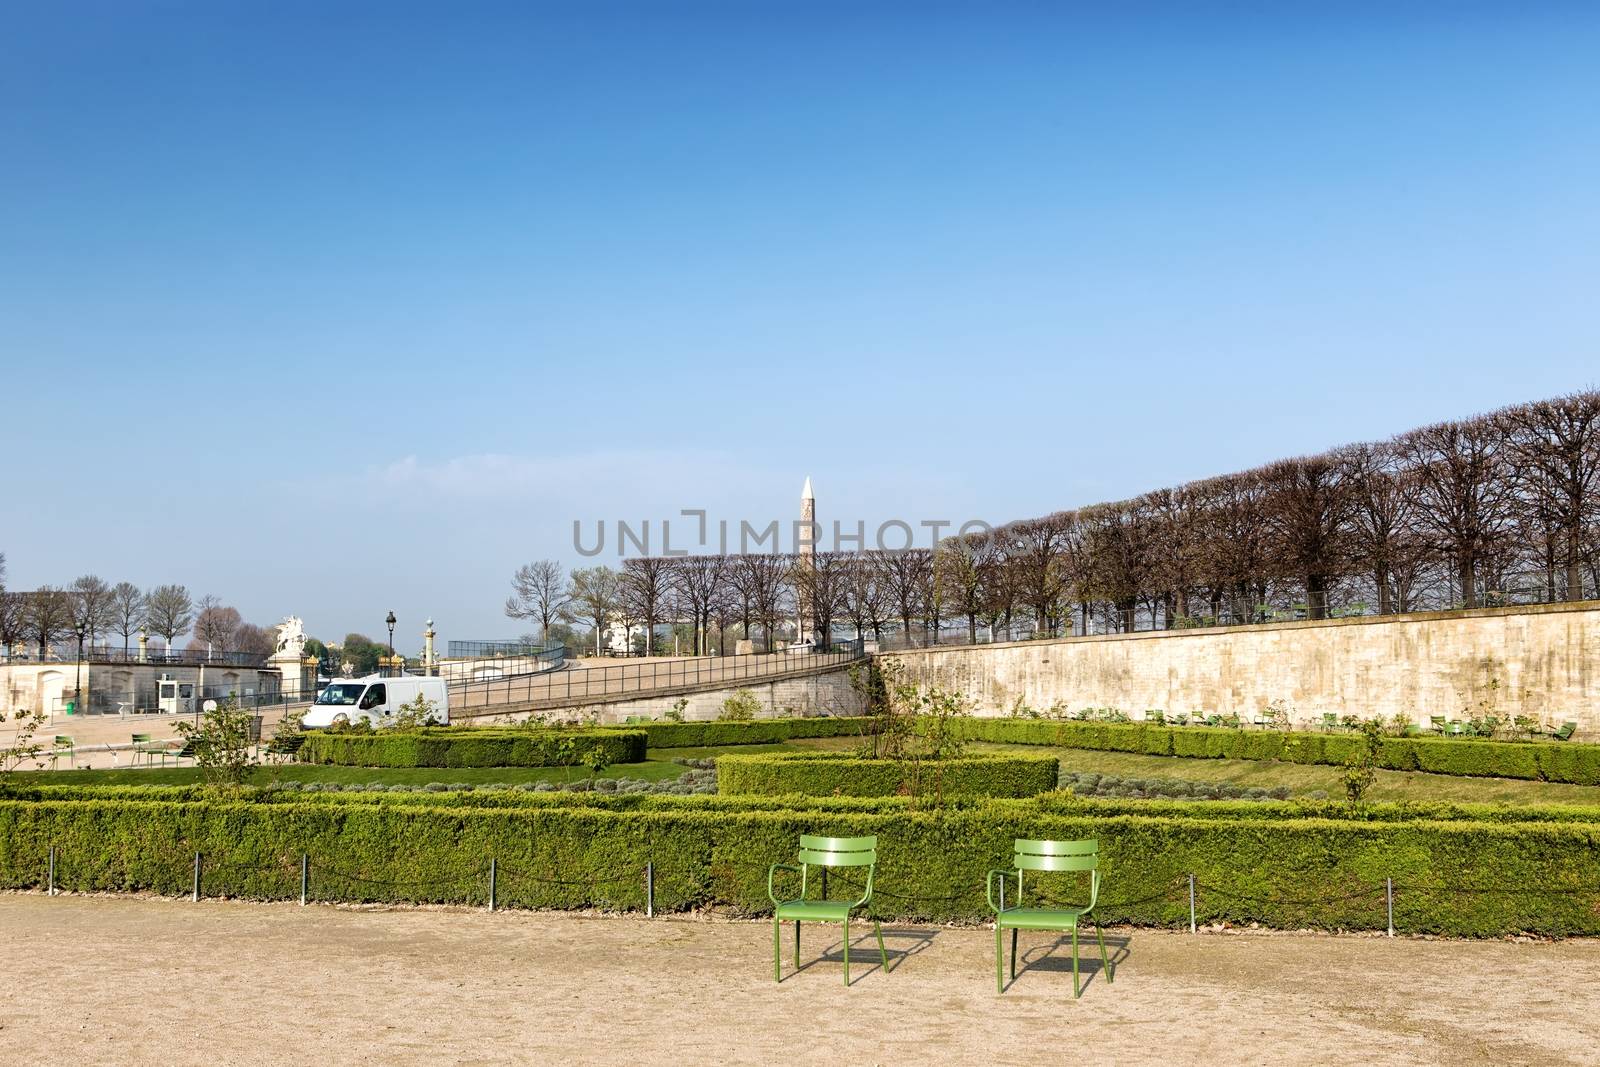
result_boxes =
[301,675,450,729]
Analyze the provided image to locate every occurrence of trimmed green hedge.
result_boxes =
[716,753,1056,798]
[616,716,877,748]
[297,729,645,768]
[954,719,1600,785]
[5,790,1600,936]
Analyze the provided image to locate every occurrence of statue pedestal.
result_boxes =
[272,651,316,699]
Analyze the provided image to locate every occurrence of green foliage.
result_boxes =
[620,716,876,748]
[0,705,46,789]
[174,699,258,787]
[7,789,1600,935]
[665,698,688,723]
[1343,719,1383,803]
[389,694,443,730]
[715,753,1058,799]
[1060,770,1290,802]
[298,728,645,768]
[718,689,761,722]
[950,719,1600,785]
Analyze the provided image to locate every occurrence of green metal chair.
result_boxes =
[767,834,888,985]
[51,736,75,768]
[1320,712,1339,732]
[1552,721,1578,741]
[988,839,1112,998]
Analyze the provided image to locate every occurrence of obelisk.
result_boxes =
[798,476,815,645]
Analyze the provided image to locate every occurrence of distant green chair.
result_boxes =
[130,733,166,767]
[767,834,888,986]
[988,839,1112,998]
[1429,715,1448,735]
[51,736,75,768]
[1320,713,1339,732]
[1551,721,1578,742]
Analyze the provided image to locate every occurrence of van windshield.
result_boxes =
[315,684,366,706]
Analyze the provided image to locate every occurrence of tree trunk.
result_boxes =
[1375,564,1393,615]
[1306,573,1327,620]
[1568,524,1585,601]
[1458,555,1478,609]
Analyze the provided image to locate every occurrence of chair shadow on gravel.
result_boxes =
[1001,932,1132,994]
[790,926,939,984]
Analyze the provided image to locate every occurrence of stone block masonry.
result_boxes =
[877,601,1600,730]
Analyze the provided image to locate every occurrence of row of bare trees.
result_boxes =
[506,391,1600,653]
[0,560,275,661]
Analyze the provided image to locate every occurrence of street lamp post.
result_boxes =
[385,611,397,676]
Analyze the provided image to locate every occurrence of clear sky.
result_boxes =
[1,2,1596,650]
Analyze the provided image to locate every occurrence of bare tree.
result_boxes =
[25,586,74,658]
[568,566,621,656]
[232,622,278,658]
[192,596,242,653]
[668,554,727,655]
[69,574,113,655]
[0,591,25,660]
[728,552,790,651]
[789,550,849,649]
[1194,472,1272,623]
[1500,391,1600,600]
[878,546,934,643]
[144,584,195,652]
[621,556,672,656]
[504,560,572,645]
[1006,514,1075,635]
[109,581,146,655]
[1260,455,1351,619]
[937,533,996,643]
[1395,417,1514,608]
[1341,442,1417,615]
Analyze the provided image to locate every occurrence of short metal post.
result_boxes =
[1386,877,1394,938]
[300,853,308,905]
[192,852,202,902]
[48,846,56,896]
[646,861,655,918]
[489,858,497,912]
[1189,874,1197,933]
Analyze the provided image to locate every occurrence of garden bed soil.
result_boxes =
[3,893,1597,1065]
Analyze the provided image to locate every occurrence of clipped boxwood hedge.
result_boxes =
[716,753,1060,798]
[615,716,877,748]
[297,728,645,768]
[6,789,1600,936]
[952,719,1600,785]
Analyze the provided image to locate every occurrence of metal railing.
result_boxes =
[446,640,565,659]
[1,647,269,667]
[448,640,866,713]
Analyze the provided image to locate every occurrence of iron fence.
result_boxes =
[448,639,866,713]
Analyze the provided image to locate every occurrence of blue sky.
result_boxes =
[2,2,1596,649]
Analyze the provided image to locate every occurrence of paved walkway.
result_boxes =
[3,894,1596,1065]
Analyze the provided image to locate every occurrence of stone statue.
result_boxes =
[274,616,307,658]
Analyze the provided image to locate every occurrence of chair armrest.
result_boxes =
[767,863,801,907]
[986,869,1019,913]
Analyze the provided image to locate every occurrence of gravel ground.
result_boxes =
[4,894,1599,1066]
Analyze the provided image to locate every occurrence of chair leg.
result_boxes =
[1096,923,1112,983]
[1072,926,1081,999]
[843,917,850,987]
[773,918,781,982]
[1010,927,1018,980]
[995,923,1003,993]
[874,921,888,973]
[794,920,800,969]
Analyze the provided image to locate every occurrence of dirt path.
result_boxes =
[3,895,1597,1066]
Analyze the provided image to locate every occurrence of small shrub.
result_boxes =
[719,689,761,722]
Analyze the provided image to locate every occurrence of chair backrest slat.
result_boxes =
[798,834,877,868]
[1014,838,1097,872]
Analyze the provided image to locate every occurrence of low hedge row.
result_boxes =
[16,781,1600,824]
[954,719,1600,785]
[296,729,645,768]
[615,716,877,748]
[715,753,1059,798]
[5,791,1600,935]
